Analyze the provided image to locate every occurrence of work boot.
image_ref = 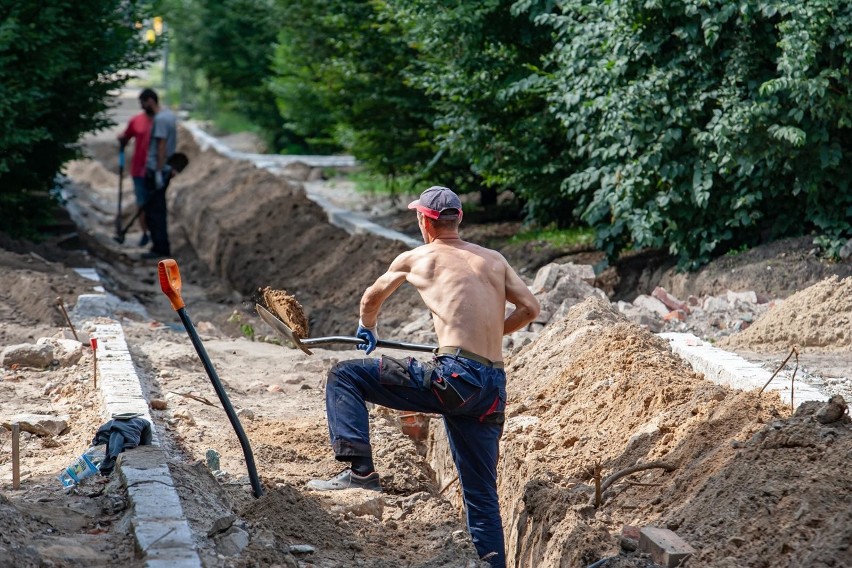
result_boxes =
[306,469,381,491]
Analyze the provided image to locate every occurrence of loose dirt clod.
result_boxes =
[261,286,309,339]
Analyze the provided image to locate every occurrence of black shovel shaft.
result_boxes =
[302,336,437,352]
[176,307,264,498]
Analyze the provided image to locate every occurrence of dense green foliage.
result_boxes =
[0,0,154,236]
[10,0,845,263]
[266,0,851,265]
[270,0,480,193]
[161,0,298,150]
[383,0,568,215]
[542,0,852,267]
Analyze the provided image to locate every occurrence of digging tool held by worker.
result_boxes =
[306,186,540,568]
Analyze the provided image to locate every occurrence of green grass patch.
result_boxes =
[212,109,262,136]
[508,226,595,249]
[349,170,418,196]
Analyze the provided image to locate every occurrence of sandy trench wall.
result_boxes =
[167,128,422,337]
[428,296,850,567]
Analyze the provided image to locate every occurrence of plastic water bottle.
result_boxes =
[58,446,105,488]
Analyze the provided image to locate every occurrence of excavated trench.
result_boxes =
[68,126,852,568]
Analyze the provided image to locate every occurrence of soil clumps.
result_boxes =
[261,286,309,338]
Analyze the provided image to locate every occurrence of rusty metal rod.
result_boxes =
[55,297,78,341]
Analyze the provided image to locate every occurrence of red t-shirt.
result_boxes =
[121,112,153,178]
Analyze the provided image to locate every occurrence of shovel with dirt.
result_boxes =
[257,286,436,356]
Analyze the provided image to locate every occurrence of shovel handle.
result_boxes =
[158,259,185,310]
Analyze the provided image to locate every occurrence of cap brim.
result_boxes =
[408,199,441,219]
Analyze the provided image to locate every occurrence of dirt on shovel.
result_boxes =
[261,286,309,339]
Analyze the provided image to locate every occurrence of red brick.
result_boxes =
[652,287,689,313]
[663,310,687,322]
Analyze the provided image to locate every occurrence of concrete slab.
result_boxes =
[660,332,829,408]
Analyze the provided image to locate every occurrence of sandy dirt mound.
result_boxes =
[0,249,97,345]
[484,296,849,567]
[64,159,118,191]
[722,275,852,353]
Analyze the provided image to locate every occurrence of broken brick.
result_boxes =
[639,527,696,567]
[663,310,687,322]
[652,287,689,313]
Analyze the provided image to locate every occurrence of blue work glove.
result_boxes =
[154,170,165,190]
[356,319,378,355]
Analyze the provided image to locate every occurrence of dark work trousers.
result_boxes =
[143,169,171,256]
[326,354,507,567]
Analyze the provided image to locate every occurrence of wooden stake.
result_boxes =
[11,423,20,490]
[90,337,98,389]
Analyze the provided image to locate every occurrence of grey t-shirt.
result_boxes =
[146,107,177,171]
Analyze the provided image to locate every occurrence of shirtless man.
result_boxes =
[308,186,540,567]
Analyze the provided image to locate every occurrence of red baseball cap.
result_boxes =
[407,186,462,220]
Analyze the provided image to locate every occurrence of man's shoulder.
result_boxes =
[129,112,149,127]
[155,108,177,124]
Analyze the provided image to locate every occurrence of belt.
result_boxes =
[434,346,504,369]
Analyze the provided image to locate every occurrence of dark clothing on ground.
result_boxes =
[91,417,153,475]
[326,353,507,567]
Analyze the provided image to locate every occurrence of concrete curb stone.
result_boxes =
[82,292,201,568]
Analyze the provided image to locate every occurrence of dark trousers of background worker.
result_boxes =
[326,354,507,568]
[143,169,171,256]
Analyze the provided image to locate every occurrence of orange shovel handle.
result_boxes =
[158,259,185,311]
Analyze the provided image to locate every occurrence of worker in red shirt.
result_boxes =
[117,89,155,247]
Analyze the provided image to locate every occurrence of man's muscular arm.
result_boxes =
[359,251,413,327]
[503,260,540,335]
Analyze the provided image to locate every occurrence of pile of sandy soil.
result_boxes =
[0,248,96,345]
[484,296,850,567]
[721,275,852,353]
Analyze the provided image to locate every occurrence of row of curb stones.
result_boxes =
[73,293,202,568]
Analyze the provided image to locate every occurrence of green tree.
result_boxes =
[162,0,300,151]
[545,0,852,267]
[384,0,570,220]
[270,0,477,194]
[0,0,154,237]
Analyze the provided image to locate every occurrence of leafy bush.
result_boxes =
[0,0,154,236]
[161,0,301,151]
[541,0,852,268]
[270,0,477,194]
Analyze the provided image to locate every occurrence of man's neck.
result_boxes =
[428,233,461,243]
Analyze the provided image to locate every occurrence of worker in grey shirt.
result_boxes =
[139,88,177,258]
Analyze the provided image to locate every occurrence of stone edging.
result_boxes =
[81,297,201,568]
[660,332,828,408]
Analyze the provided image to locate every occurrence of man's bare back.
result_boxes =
[360,235,539,363]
